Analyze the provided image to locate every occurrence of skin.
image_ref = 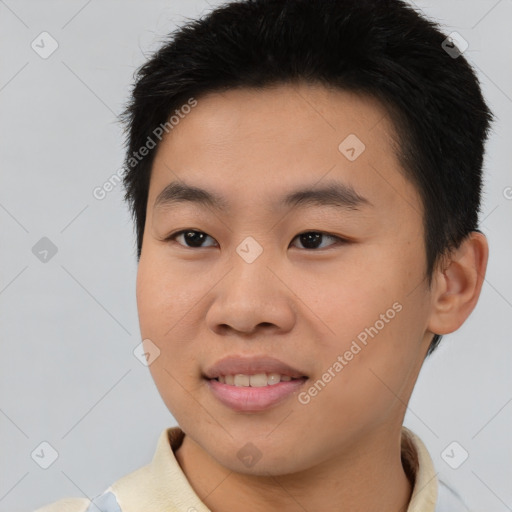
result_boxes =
[136,82,488,512]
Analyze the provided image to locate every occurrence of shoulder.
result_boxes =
[33,498,91,512]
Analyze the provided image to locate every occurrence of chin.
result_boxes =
[208,438,313,477]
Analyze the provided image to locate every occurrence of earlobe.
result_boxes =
[427,231,489,335]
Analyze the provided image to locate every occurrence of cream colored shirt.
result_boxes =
[34,426,469,512]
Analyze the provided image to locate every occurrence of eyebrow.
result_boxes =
[153,180,373,213]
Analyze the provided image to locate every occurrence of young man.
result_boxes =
[36,0,493,511]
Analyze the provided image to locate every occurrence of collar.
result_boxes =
[400,426,438,511]
[110,425,438,512]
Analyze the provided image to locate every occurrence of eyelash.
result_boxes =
[164,229,349,251]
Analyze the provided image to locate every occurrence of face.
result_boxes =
[136,83,435,475]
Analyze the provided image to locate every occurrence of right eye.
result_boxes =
[165,229,218,248]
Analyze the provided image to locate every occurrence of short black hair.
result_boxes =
[120,0,494,357]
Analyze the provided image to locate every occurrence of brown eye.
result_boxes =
[166,230,217,248]
[290,231,346,250]
[165,229,347,250]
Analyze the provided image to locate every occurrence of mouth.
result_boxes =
[203,355,309,412]
[204,373,308,412]
[203,354,307,380]
[208,373,307,387]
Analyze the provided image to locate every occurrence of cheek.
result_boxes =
[136,261,162,339]
[302,257,425,415]
[136,254,206,382]
[318,273,424,376]
[136,253,197,337]
[300,262,400,346]
[300,322,418,438]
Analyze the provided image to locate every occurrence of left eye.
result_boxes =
[290,231,344,250]
[165,230,346,250]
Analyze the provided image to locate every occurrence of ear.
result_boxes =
[427,231,489,336]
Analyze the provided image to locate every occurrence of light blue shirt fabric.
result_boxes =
[84,489,121,512]
[435,480,471,512]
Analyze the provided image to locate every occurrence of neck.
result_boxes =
[175,424,413,512]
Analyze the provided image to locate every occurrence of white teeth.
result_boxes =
[249,374,268,387]
[234,374,250,387]
[267,373,281,385]
[216,373,300,387]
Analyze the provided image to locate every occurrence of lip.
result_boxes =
[203,355,308,380]
[203,355,308,412]
[206,377,308,412]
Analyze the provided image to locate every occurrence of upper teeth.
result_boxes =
[217,373,295,387]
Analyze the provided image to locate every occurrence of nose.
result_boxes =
[204,243,296,337]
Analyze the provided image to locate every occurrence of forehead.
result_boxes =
[148,83,421,220]
[157,83,395,157]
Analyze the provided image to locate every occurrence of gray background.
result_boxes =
[1,1,511,511]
